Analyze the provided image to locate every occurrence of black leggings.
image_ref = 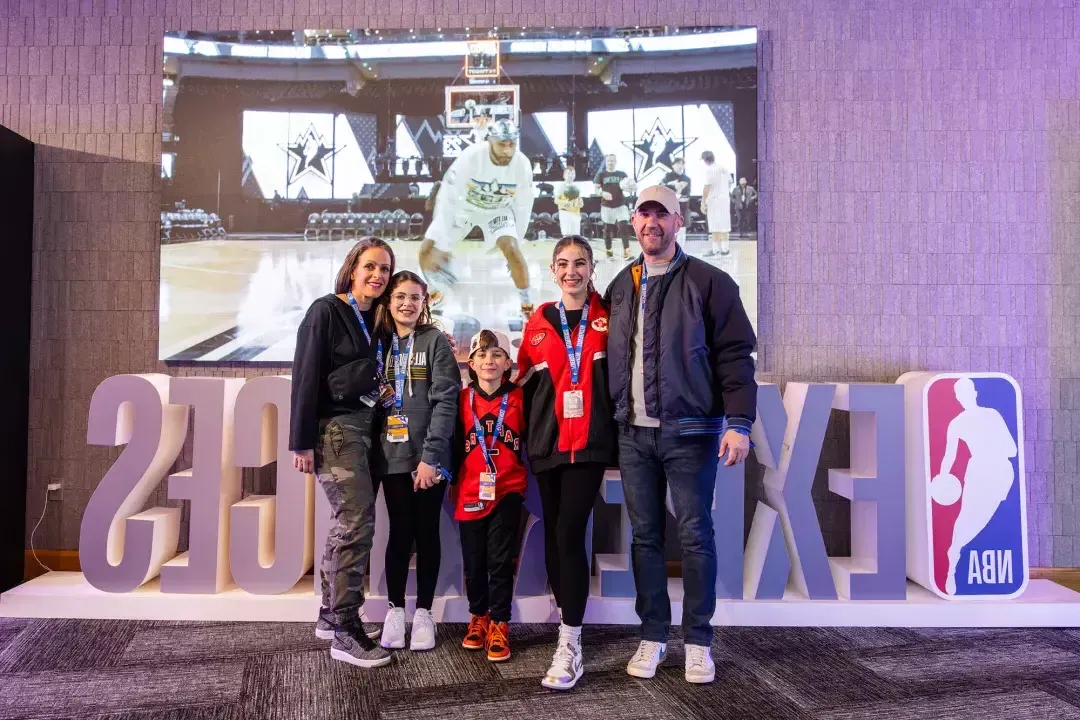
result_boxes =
[535,462,606,626]
[381,472,448,610]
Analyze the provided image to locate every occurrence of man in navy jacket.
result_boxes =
[603,185,756,685]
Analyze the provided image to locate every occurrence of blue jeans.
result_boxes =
[618,425,720,647]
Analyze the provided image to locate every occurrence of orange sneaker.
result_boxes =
[486,621,511,662]
[462,614,490,651]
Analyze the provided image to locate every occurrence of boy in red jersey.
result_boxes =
[453,329,528,662]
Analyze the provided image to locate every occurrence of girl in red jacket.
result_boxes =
[516,235,618,690]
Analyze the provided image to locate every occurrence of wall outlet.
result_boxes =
[47,482,62,499]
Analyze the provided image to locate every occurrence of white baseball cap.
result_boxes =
[468,329,513,359]
[634,185,681,216]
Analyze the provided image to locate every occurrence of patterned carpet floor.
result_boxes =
[3,618,1080,719]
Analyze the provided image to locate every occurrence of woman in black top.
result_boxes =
[288,236,395,669]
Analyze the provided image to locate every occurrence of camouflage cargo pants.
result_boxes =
[316,413,378,625]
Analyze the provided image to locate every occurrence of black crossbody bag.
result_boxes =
[325,299,380,403]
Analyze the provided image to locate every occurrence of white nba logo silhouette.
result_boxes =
[931,377,1019,595]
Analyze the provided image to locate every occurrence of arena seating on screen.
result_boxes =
[303,209,428,241]
[160,209,226,243]
[298,206,644,244]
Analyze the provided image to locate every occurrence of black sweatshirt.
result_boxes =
[289,293,381,452]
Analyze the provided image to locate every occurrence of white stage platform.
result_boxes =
[4,573,1080,627]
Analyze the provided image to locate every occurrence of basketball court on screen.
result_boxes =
[159,235,757,362]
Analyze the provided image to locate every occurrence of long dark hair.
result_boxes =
[552,235,598,297]
[334,236,396,295]
[375,270,435,337]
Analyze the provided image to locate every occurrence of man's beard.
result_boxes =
[489,148,513,166]
[638,229,674,251]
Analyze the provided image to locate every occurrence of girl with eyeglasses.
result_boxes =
[372,270,461,652]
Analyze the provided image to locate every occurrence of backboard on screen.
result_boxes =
[445,84,519,129]
[160,26,759,362]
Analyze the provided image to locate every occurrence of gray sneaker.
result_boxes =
[315,606,380,641]
[330,624,393,668]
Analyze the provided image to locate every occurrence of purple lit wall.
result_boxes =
[3,1,1078,566]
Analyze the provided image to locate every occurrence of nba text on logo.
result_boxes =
[79,373,1027,601]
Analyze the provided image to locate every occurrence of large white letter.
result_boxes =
[160,377,245,593]
[746,382,838,600]
[827,383,907,600]
[80,374,188,592]
[229,376,314,593]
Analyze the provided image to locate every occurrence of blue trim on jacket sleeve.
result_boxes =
[725,416,753,434]
[723,416,755,448]
[676,417,725,436]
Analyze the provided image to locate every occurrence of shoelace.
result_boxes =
[685,646,708,671]
[550,640,577,674]
[414,611,434,633]
[467,617,486,637]
[632,641,661,665]
[387,608,405,632]
[488,623,507,649]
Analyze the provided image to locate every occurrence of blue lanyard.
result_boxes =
[346,292,372,344]
[470,389,508,474]
[640,248,682,319]
[391,332,415,410]
[558,299,590,385]
[346,292,383,376]
[640,269,649,321]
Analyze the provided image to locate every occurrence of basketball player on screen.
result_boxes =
[418,118,536,319]
[593,154,633,260]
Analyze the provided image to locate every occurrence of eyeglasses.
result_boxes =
[391,293,425,305]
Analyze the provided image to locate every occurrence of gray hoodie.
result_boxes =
[374,325,461,476]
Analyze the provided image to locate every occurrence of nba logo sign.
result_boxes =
[898,372,1028,600]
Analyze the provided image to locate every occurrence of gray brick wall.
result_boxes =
[3,1,1078,566]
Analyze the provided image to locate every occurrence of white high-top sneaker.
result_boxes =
[626,640,666,679]
[541,624,583,691]
[380,604,407,649]
[410,608,437,651]
[684,644,715,684]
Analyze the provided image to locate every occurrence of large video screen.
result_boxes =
[160,27,759,362]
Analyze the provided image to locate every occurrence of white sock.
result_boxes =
[560,623,582,642]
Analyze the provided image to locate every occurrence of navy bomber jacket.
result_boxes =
[603,246,757,437]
